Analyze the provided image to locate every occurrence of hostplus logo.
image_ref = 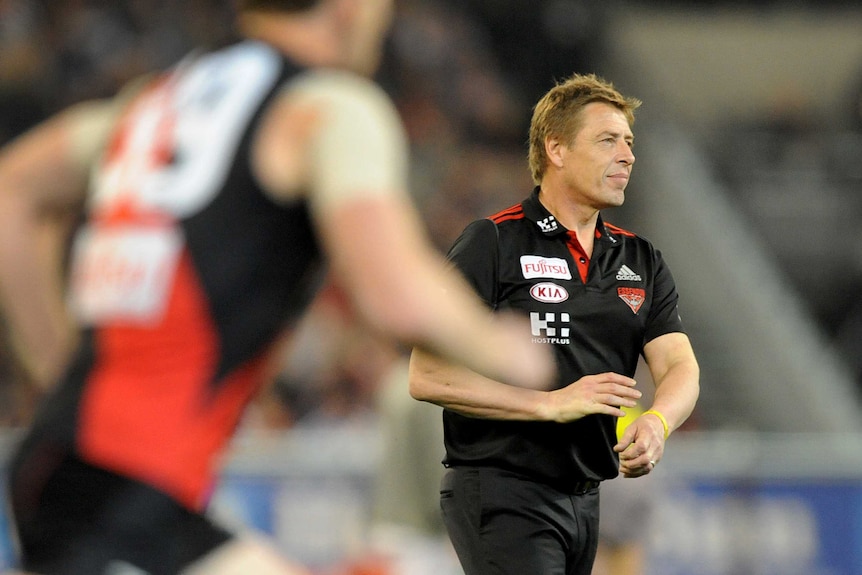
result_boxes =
[530,312,571,345]
[536,215,559,233]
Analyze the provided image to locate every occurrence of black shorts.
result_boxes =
[7,446,233,575]
[440,466,601,575]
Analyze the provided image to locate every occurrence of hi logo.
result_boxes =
[530,312,571,344]
[537,216,559,233]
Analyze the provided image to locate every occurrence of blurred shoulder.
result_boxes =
[65,74,153,169]
[284,68,398,119]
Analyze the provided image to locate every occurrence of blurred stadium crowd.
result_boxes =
[0,0,606,428]
[1,0,862,432]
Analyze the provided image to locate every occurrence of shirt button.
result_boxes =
[579,257,586,264]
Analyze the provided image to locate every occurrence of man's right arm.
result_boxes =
[409,348,642,422]
[408,348,553,420]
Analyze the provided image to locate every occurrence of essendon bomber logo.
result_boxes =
[520,255,572,280]
[618,287,645,314]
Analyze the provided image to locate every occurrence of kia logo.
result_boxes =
[529,282,569,303]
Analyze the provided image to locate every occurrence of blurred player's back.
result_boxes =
[0,1,554,573]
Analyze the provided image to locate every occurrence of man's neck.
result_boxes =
[537,185,600,253]
[238,11,343,69]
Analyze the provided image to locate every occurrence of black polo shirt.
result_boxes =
[442,187,685,488]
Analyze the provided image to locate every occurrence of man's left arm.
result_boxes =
[615,331,700,477]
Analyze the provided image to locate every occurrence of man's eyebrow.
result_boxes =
[595,129,634,142]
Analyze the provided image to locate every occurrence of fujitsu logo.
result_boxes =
[520,255,572,280]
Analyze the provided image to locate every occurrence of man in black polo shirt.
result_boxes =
[409,73,700,575]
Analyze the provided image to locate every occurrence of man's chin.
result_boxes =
[605,191,626,207]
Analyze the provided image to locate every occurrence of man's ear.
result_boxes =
[545,137,566,170]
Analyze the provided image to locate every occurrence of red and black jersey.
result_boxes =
[442,187,685,487]
[15,41,325,510]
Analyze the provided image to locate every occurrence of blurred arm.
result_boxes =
[253,70,554,390]
[0,100,118,388]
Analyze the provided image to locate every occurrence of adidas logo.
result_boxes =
[615,265,642,281]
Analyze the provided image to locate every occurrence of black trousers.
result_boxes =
[440,466,600,575]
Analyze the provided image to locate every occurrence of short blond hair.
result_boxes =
[528,73,641,184]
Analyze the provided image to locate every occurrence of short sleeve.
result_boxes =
[644,248,685,344]
[447,218,500,309]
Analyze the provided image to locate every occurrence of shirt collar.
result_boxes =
[522,187,618,245]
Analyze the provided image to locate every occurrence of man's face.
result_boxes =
[556,102,635,210]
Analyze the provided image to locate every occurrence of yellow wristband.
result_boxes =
[643,409,670,439]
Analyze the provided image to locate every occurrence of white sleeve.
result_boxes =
[284,70,410,212]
